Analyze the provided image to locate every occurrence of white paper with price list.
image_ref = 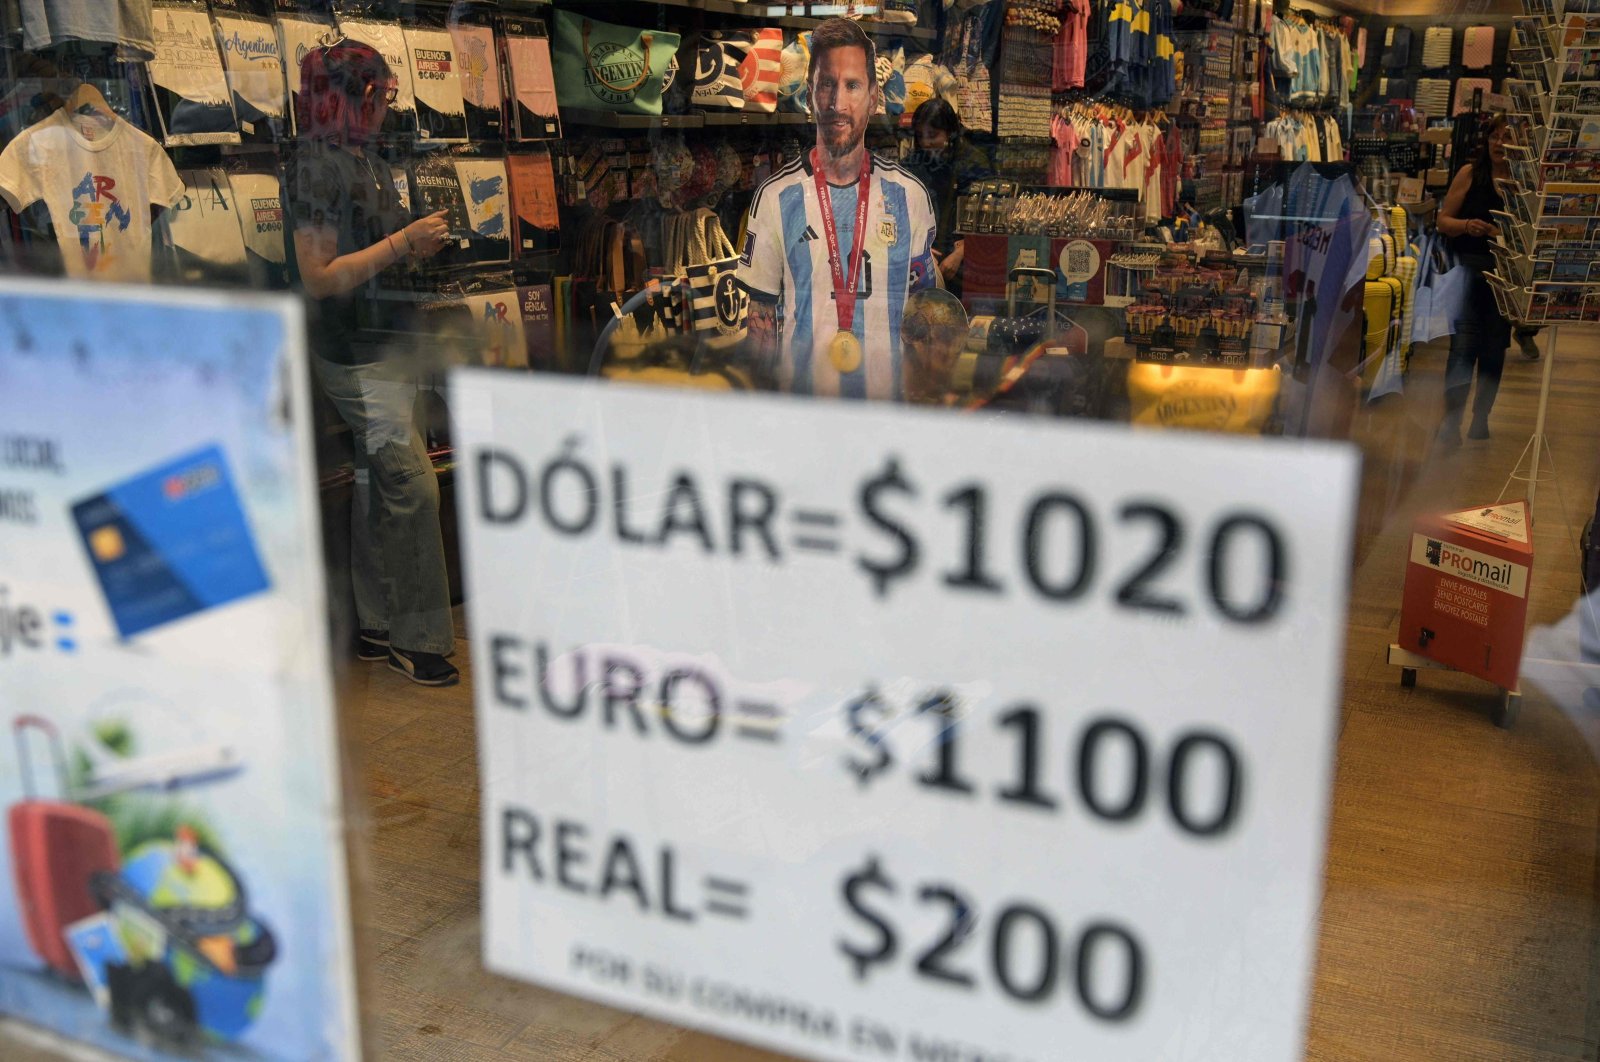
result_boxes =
[456,372,1359,1062]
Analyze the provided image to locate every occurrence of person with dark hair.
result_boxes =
[737,17,939,399]
[1435,115,1512,448]
[906,98,992,290]
[284,40,461,686]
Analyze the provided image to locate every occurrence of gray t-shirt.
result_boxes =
[284,141,416,365]
[22,0,156,60]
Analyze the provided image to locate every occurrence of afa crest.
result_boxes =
[878,216,897,245]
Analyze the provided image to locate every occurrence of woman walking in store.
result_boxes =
[284,40,461,686]
[1435,115,1513,448]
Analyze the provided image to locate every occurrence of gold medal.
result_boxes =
[830,329,863,374]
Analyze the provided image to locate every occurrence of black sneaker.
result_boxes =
[357,629,389,661]
[388,647,459,687]
[1467,419,1491,440]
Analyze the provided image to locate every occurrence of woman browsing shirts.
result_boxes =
[284,40,460,686]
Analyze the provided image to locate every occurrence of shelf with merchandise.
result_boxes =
[581,0,937,39]
[700,111,814,125]
[560,109,707,130]
[775,16,939,40]
[1480,11,1600,326]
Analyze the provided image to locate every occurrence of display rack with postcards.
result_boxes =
[1490,0,1600,322]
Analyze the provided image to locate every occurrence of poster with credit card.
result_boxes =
[71,444,269,638]
[0,280,358,1061]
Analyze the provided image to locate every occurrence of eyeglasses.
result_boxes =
[367,82,399,104]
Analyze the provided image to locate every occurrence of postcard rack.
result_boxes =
[1490,0,1600,324]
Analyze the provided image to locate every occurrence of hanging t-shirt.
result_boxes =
[147,5,240,145]
[0,110,184,283]
[228,170,286,267]
[454,158,512,262]
[503,18,560,140]
[339,19,418,137]
[405,26,469,142]
[1058,0,1090,90]
[1121,125,1147,199]
[1281,165,1374,388]
[214,15,286,132]
[461,289,529,368]
[411,154,471,248]
[1243,183,1285,246]
[283,141,414,363]
[277,14,333,136]
[390,166,412,214]
[166,167,248,280]
[21,0,156,60]
[449,20,503,140]
[1050,114,1076,186]
[409,155,509,266]
[518,283,556,369]
[507,150,559,256]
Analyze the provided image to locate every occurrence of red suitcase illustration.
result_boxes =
[8,715,119,981]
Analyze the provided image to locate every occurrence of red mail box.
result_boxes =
[1399,500,1534,690]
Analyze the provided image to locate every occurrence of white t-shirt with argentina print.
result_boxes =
[0,110,184,282]
[737,151,937,401]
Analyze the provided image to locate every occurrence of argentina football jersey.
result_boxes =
[738,152,938,400]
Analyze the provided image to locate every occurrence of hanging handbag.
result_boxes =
[779,31,812,113]
[904,54,939,118]
[877,0,920,25]
[607,280,672,361]
[570,215,628,362]
[552,11,681,116]
[683,208,748,350]
[659,210,699,333]
[738,28,783,112]
[694,34,746,110]
[1411,231,1470,342]
[879,46,908,118]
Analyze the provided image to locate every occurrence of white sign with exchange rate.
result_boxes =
[455,373,1358,1062]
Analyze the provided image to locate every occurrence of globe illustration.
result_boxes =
[100,833,275,1044]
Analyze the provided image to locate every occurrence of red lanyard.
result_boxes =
[811,148,873,332]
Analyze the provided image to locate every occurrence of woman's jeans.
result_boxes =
[314,356,454,655]
[1444,258,1511,428]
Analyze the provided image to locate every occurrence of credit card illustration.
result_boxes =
[70,445,270,638]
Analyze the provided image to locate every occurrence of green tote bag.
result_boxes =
[552,11,681,116]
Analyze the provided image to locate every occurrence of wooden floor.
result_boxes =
[7,332,1600,1061]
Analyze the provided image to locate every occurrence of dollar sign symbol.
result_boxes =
[844,688,893,786]
[837,855,897,982]
[856,456,919,599]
